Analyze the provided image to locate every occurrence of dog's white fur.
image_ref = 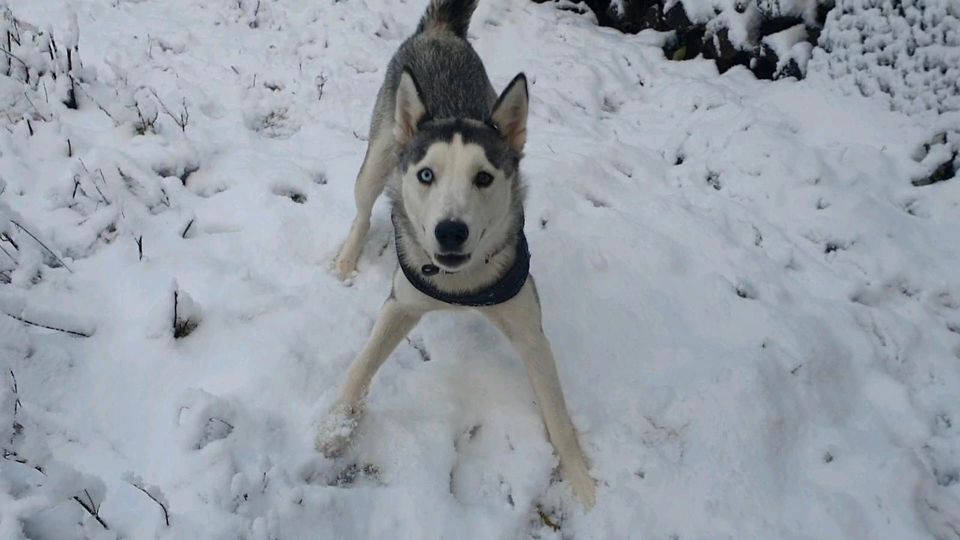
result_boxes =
[401,135,513,266]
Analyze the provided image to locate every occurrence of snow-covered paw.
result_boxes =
[565,462,597,509]
[315,404,359,458]
[333,253,358,282]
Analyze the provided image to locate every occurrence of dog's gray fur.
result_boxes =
[335,0,522,286]
[323,0,596,508]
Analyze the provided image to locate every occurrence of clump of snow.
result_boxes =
[173,284,202,339]
[608,0,627,18]
[763,22,805,59]
[175,388,237,451]
[0,0,959,538]
[756,0,819,20]
[755,23,814,78]
[669,0,826,48]
[704,3,761,52]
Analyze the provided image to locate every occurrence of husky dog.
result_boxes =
[321,0,596,508]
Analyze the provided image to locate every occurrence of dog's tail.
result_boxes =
[416,0,479,38]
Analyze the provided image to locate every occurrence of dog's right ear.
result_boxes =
[394,67,428,146]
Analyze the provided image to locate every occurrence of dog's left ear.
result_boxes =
[489,73,528,153]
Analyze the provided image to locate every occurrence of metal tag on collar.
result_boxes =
[421,264,440,276]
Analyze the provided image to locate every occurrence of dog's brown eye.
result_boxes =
[474,171,494,188]
[417,168,434,184]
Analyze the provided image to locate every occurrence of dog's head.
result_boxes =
[393,68,528,273]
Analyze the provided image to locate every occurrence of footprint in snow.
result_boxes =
[734,281,757,300]
[271,184,307,204]
[176,389,238,451]
[331,463,383,487]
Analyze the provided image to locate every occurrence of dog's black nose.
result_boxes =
[435,220,469,250]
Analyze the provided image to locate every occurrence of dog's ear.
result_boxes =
[489,73,528,153]
[395,67,429,146]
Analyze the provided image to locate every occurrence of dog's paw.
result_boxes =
[565,462,597,510]
[333,254,358,282]
[315,404,359,458]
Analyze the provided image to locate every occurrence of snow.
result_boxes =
[762,23,807,67]
[1,0,959,538]
[667,0,826,50]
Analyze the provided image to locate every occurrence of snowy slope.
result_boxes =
[1,0,959,538]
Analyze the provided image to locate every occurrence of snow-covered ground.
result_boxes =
[1,0,959,538]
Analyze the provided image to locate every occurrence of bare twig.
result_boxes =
[134,102,158,134]
[181,219,194,239]
[96,169,110,199]
[12,21,23,45]
[128,481,171,526]
[0,47,28,70]
[48,32,58,60]
[22,92,50,122]
[178,97,189,131]
[0,232,19,250]
[249,0,262,28]
[73,493,109,530]
[149,89,189,131]
[9,219,73,272]
[0,242,16,263]
[1,453,109,530]
[82,490,99,517]
[316,72,328,101]
[3,312,91,337]
[77,163,111,204]
[64,48,78,109]
[8,369,20,422]
[75,81,117,123]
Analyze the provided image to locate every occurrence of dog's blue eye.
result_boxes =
[474,171,493,188]
[417,168,434,184]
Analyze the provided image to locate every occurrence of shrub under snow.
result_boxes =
[813,0,960,116]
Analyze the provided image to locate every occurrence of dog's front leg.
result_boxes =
[317,296,422,457]
[335,132,396,280]
[483,279,597,509]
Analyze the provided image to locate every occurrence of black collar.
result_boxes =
[394,222,530,307]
